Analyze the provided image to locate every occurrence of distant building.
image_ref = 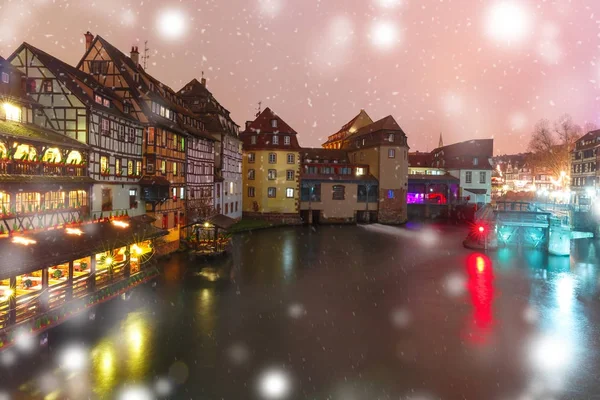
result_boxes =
[407,152,459,205]
[571,130,600,206]
[408,152,444,176]
[240,108,301,222]
[178,77,242,220]
[430,139,494,204]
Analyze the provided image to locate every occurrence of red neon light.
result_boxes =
[478,226,485,233]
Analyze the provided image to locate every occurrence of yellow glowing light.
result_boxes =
[112,220,129,228]
[476,256,486,274]
[3,102,21,122]
[12,236,36,246]
[203,222,210,228]
[1,289,14,301]
[66,227,83,236]
[43,147,62,163]
[132,244,143,255]
[104,256,114,266]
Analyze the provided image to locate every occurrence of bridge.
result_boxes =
[471,201,594,256]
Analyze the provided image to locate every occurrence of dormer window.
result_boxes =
[124,103,131,114]
[103,98,110,108]
[272,135,279,145]
[388,133,395,142]
[271,119,278,128]
[251,136,257,145]
[284,136,290,145]
[1,72,9,84]
[94,94,102,104]
[473,157,479,166]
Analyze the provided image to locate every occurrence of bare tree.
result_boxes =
[528,114,583,179]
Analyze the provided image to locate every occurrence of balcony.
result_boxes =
[0,160,86,177]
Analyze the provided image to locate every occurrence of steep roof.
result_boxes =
[11,42,130,120]
[408,152,433,167]
[574,129,600,150]
[350,115,406,139]
[241,107,297,135]
[432,139,494,170]
[323,109,373,146]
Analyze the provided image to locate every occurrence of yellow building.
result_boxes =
[241,108,301,222]
[322,109,373,149]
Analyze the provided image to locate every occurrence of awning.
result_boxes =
[464,188,488,195]
[0,219,166,280]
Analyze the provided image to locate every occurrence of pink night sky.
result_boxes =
[1,0,599,154]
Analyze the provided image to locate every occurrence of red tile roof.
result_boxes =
[240,107,301,150]
[408,152,433,167]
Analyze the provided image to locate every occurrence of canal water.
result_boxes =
[2,223,600,399]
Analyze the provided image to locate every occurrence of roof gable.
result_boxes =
[242,107,297,135]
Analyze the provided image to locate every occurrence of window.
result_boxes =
[101,188,112,211]
[466,171,472,184]
[171,187,177,201]
[332,185,345,200]
[129,189,138,209]
[128,160,134,176]
[1,72,8,84]
[473,157,479,166]
[272,135,279,145]
[44,191,65,209]
[356,167,365,176]
[269,153,277,163]
[268,187,276,198]
[271,119,278,128]
[128,127,136,143]
[230,182,234,194]
[268,169,277,180]
[287,154,295,164]
[180,187,185,199]
[103,98,110,108]
[479,171,486,184]
[284,136,290,145]
[68,190,87,207]
[248,169,255,180]
[286,188,294,198]
[15,192,40,213]
[387,190,395,199]
[340,167,351,175]
[248,187,255,197]
[147,127,155,144]
[101,119,110,135]
[160,160,166,175]
[173,134,178,150]
[3,103,21,122]
[90,60,108,75]
[135,161,142,176]
[42,79,52,93]
[248,153,255,163]
[100,155,109,175]
[118,125,125,140]
[360,152,365,161]
[388,149,395,158]
[172,162,177,176]
[115,159,122,176]
[94,94,103,104]
[225,203,228,214]
[124,103,131,114]
[388,133,395,142]
[235,202,238,212]
[286,170,295,181]
[251,136,257,145]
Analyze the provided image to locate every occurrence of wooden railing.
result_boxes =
[72,274,91,299]
[48,281,69,310]
[15,291,41,325]
[0,160,86,177]
[0,300,8,330]
[95,263,126,289]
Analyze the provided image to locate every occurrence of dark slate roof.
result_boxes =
[349,115,407,139]
[300,148,349,163]
[0,120,88,149]
[574,129,600,150]
[0,219,166,279]
[408,174,460,183]
[431,139,494,170]
[408,152,433,167]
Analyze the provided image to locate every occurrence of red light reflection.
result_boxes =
[464,253,495,345]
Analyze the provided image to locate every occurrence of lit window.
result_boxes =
[286,188,294,198]
[268,169,277,180]
[94,94,103,104]
[14,144,36,161]
[103,98,110,108]
[66,151,82,165]
[388,149,395,158]
[272,135,279,145]
[128,160,134,176]
[173,162,177,176]
[356,167,365,176]
[387,190,395,199]
[271,119,278,128]
[1,72,9,84]
[161,160,166,174]
[115,159,122,176]
[230,182,234,194]
[42,147,62,163]
[284,136,290,145]
[135,161,142,176]
[248,153,255,163]
[42,80,52,93]
[388,133,395,142]
[268,153,276,163]
[147,127,155,144]
[3,103,21,122]
[180,187,185,199]
[100,155,109,174]
[268,187,276,198]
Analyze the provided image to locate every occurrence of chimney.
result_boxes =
[245,121,252,130]
[130,46,140,66]
[84,31,94,52]
[201,77,207,87]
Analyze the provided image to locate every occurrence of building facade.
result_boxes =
[322,110,373,150]
[340,116,409,224]
[571,130,600,206]
[76,34,215,252]
[241,108,301,222]
[8,43,146,219]
[177,77,242,220]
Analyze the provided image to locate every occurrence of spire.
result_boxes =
[438,132,444,148]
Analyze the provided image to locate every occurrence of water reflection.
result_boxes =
[464,253,495,345]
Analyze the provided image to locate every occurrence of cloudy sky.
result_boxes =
[1,0,599,154]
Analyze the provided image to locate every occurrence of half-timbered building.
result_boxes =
[8,43,145,220]
[76,34,215,251]
[178,77,242,220]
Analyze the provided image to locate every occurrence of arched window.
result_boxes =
[66,151,82,165]
[14,144,37,161]
[43,147,62,163]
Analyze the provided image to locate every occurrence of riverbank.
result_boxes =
[228,218,289,234]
